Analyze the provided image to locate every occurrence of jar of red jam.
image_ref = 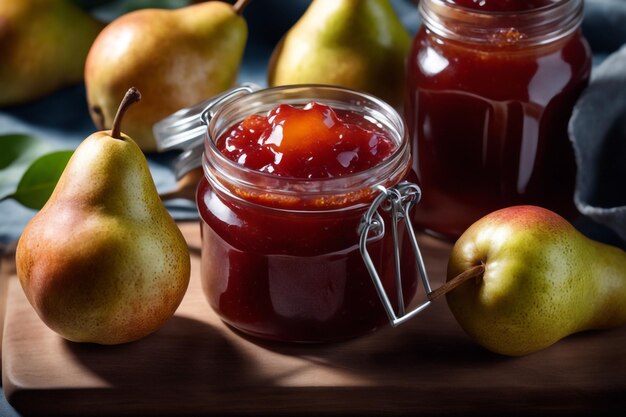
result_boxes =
[406,0,592,239]
[196,85,419,342]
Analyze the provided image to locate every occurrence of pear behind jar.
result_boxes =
[85,1,248,152]
[268,0,411,108]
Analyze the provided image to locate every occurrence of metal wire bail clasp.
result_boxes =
[359,182,434,327]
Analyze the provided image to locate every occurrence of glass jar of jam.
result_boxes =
[196,85,418,342]
[406,0,592,239]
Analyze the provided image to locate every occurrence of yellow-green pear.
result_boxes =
[85,1,249,152]
[16,88,191,345]
[446,205,626,356]
[0,0,103,106]
[267,0,411,107]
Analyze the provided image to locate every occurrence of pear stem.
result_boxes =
[111,87,142,140]
[233,0,252,15]
[428,264,485,301]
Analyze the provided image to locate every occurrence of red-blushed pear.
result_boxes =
[85,0,250,152]
[15,88,191,345]
[0,0,103,106]
[446,205,626,356]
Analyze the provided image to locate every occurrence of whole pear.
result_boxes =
[16,88,191,345]
[85,1,249,151]
[0,0,103,106]
[267,0,411,107]
[446,205,626,356]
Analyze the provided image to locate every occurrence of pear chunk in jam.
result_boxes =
[217,102,396,179]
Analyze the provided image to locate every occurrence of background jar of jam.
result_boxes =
[406,0,592,239]
[197,85,417,342]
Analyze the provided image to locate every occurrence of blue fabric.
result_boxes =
[570,44,626,244]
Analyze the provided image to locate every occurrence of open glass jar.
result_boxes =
[406,0,592,239]
[195,86,419,342]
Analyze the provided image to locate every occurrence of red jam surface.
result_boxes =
[216,102,396,179]
[199,102,415,342]
[405,12,591,239]
[446,0,556,12]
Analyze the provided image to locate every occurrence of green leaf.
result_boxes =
[0,133,51,170]
[0,134,53,196]
[4,151,74,210]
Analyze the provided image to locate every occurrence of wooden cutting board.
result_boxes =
[2,221,625,416]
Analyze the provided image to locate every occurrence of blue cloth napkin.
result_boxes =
[570,44,626,244]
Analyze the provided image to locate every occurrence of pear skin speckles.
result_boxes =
[446,205,626,356]
[15,115,191,345]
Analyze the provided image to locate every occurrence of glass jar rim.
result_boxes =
[202,85,411,212]
[419,0,584,47]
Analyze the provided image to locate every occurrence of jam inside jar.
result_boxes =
[406,0,592,239]
[197,86,416,342]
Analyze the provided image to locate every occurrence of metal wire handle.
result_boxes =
[359,182,434,327]
[152,83,261,179]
